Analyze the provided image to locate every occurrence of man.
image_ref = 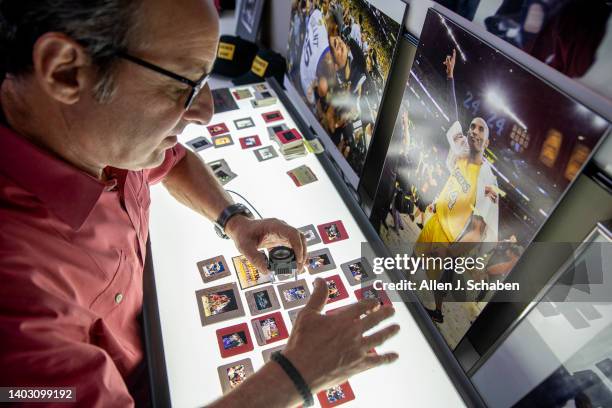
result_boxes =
[299,5,336,106]
[417,50,499,247]
[349,14,363,50]
[416,49,499,322]
[330,33,368,99]
[0,0,399,406]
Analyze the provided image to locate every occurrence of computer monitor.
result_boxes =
[285,0,403,187]
[369,7,610,349]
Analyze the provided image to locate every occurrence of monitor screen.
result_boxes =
[286,0,401,181]
[369,8,610,348]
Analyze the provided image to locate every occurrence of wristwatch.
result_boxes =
[214,203,253,239]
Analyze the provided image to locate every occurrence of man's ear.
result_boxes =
[31,32,92,105]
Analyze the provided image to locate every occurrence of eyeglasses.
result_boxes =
[118,52,211,110]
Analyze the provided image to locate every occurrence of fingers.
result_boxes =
[363,352,399,368]
[361,324,400,351]
[360,305,395,333]
[303,277,328,313]
[341,298,380,319]
[300,233,308,272]
[282,225,304,272]
[242,246,270,273]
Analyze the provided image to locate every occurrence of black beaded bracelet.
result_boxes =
[271,351,314,407]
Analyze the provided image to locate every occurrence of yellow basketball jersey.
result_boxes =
[435,158,481,242]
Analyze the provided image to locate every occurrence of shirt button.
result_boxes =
[115,293,124,304]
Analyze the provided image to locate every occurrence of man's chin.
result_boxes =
[130,150,168,171]
[144,138,178,168]
[147,149,169,169]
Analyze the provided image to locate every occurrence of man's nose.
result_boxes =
[182,84,214,125]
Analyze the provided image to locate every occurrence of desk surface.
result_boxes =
[148,82,465,407]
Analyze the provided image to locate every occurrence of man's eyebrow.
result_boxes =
[175,57,213,78]
[189,59,212,74]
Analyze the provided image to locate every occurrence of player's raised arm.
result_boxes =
[444,49,460,124]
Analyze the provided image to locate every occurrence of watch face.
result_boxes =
[215,224,229,239]
[236,204,252,218]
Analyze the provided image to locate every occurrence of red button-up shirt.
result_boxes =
[0,123,186,406]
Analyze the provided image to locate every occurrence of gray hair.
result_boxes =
[0,0,141,102]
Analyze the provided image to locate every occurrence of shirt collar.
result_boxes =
[0,124,113,230]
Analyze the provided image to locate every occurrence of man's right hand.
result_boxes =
[443,48,457,79]
[282,278,400,393]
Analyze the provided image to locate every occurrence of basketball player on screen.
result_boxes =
[299,6,337,107]
[416,49,500,323]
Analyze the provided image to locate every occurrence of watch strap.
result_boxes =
[214,203,252,239]
[271,351,314,407]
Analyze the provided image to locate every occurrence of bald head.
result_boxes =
[135,0,219,78]
[468,117,489,156]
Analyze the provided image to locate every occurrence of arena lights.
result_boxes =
[485,89,528,130]
[537,186,549,196]
[410,71,450,122]
[488,162,510,184]
[438,15,467,62]
[489,162,532,203]
[514,187,530,202]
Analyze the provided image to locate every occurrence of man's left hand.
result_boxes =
[225,216,308,274]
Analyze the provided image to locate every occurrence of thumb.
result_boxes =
[241,247,270,275]
[304,278,328,313]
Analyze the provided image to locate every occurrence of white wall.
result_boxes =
[263,0,292,57]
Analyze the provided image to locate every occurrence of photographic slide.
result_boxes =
[251,311,289,346]
[317,381,355,407]
[196,255,231,284]
[233,254,269,290]
[340,257,373,286]
[278,279,311,309]
[216,323,254,358]
[217,358,254,394]
[245,285,281,316]
[324,275,349,304]
[195,283,245,327]
[306,248,336,274]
